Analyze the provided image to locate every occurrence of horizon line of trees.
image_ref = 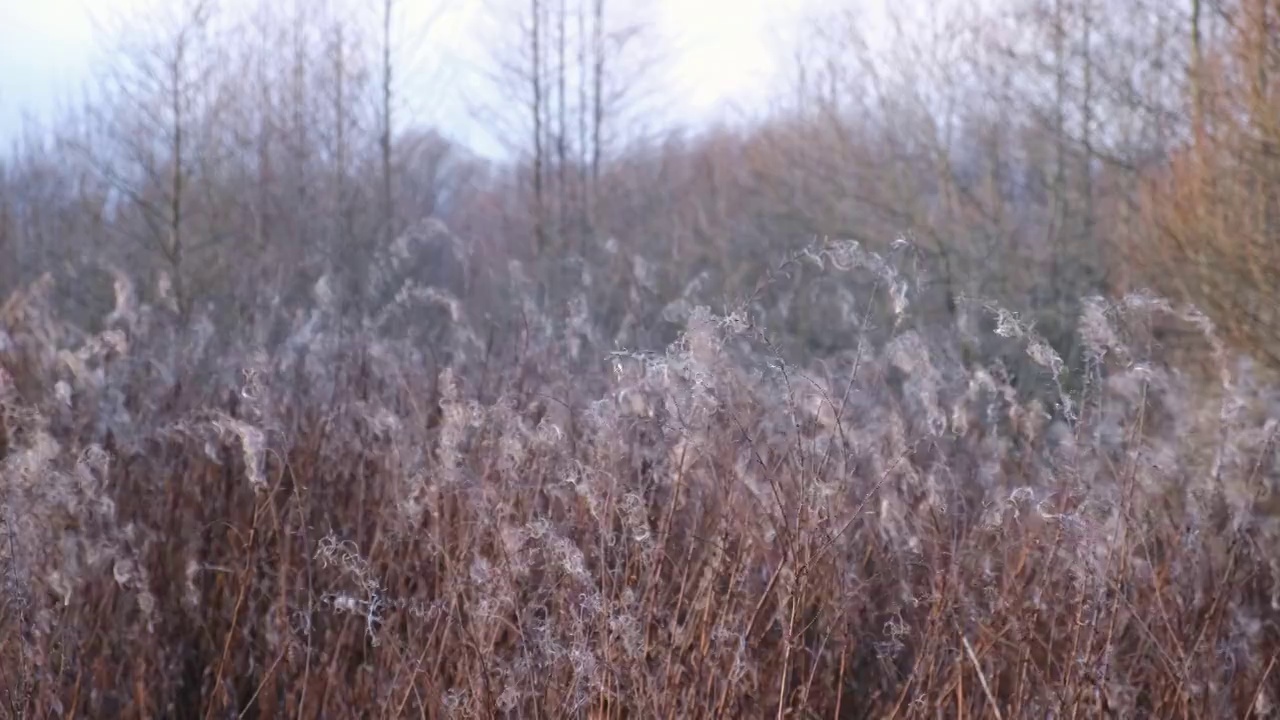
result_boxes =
[1,0,1276,386]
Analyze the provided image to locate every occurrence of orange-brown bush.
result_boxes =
[1124,0,1280,380]
[2,238,1279,719]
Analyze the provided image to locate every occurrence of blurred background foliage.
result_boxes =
[0,0,1276,408]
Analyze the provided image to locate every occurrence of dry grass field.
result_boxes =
[3,237,1278,718]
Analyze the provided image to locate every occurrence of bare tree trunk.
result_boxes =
[1191,0,1205,144]
[1253,0,1278,239]
[331,20,357,318]
[1048,0,1069,310]
[169,29,189,322]
[577,0,591,241]
[290,0,309,263]
[556,0,569,249]
[591,0,604,215]
[381,0,395,242]
[1082,0,1097,288]
[531,0,548,254]
[255,4,271,258]
[334,24,349,244]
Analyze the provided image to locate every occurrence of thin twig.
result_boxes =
[962,636,1004,720]
[1247,653,1278,718]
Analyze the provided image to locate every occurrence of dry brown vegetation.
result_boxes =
[4,240,1280,718]
[3,0,1280,717]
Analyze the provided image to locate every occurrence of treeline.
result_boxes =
[1,0,1276,381]
[4,2,1280,716]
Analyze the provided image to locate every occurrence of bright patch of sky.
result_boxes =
[0,0,905,154]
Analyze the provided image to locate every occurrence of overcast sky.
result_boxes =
[0,0,847,155]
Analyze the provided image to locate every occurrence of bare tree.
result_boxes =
[1134,0,1280,373]
[381,0,396,242]
[85,0,232,323]
[532,0,548,253]
[475,0,655,262]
